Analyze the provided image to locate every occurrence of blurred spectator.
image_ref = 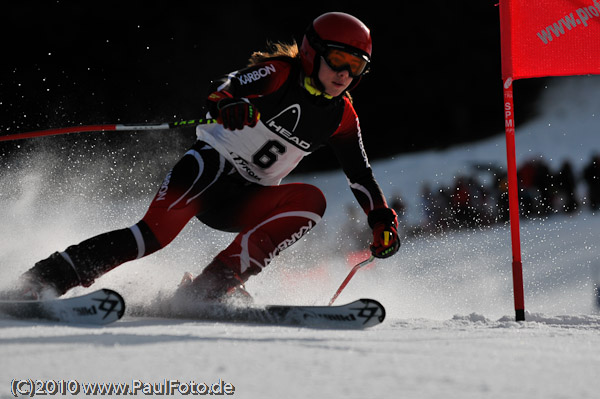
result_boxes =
[534,159,554,216]
[450,176,478,228]
[390,194,406,222]
[518,158,555,217]
[409,154,599,237]
[495,173,510,223]
[583,154,600,211]
[554,160,578,213]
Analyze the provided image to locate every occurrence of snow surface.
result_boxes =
[1,76,600,398]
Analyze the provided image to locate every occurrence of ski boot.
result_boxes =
[2,270,59,301]
[176,258,253,306]
[3,252,82,300]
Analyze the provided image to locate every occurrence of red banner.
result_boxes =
[500,0,600,79]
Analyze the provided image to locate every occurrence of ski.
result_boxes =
[137,298,385,329]
[0,289,125,325]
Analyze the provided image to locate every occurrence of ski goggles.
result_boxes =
[322,47,370,77]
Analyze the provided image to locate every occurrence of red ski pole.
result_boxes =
[328,255,375,306]
[0,118,217,142]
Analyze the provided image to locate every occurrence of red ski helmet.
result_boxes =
[300,12,372,82]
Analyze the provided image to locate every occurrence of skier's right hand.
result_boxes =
[368,207,401,259]
[215,97,260,131]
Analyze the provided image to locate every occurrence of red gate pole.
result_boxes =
[503,77,525,321]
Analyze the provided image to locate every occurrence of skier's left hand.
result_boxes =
[368,207,400,258]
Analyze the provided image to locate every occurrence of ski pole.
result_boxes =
[328,255,375,306]
[0,118,217,142]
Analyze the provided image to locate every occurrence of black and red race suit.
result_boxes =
[140,57,389,276]
[30,57,391,292]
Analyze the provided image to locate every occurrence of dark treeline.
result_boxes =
[1,2,546,173]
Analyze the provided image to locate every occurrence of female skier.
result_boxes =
[16,12,400,302]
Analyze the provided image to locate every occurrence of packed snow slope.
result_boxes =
[1,76,600,398]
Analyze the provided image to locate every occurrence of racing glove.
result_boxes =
[212,93,260,131]
[368,207,401,259]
